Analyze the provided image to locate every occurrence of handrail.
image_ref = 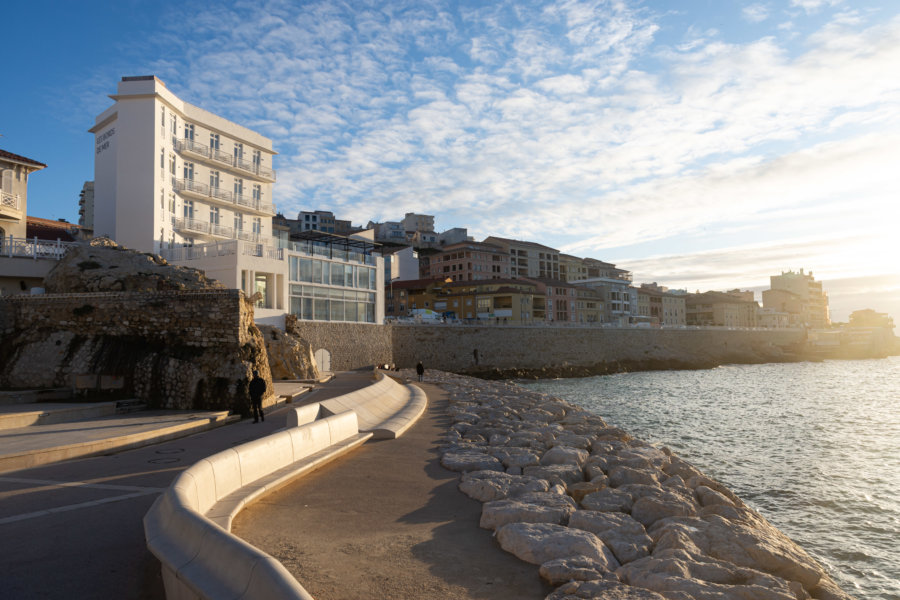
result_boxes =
[1,236,79,260]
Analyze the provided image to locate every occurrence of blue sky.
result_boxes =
[3,0,899,321]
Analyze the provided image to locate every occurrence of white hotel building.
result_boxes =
[91,76,383,325]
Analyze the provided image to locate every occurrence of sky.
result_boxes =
[3,0,899,322]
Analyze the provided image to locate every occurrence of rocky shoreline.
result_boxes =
[424,370,853,600]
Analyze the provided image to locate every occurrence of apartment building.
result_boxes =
[686,291,759,327]
[91,76,383,325]
[298,210,336,233]
[77,181,95,231]
[427,240,510,281]
[638,283,687,327]
[483,236,560,279]
[523,278,577,323]
[763,269,830,328]
[90,76,276,252]
[442,278,538,322]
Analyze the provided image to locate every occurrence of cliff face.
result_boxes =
[257,324,319,380]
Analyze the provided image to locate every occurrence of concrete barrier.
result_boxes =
[144,410,371,600]
[316,371,427,439]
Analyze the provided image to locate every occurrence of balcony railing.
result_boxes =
[1,192,20,211]
[172,178,275,215]
[173,217,253,242]
[174,137,276,182]
[1,236,78,260]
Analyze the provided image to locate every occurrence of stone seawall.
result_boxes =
[286,319,393,372]
[392,325,806,374]
[0,290,271,412]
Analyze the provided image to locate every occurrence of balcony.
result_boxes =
[174,138,210,160]
[173,177,210,199]
[173,216,259,242]
[174,137,276,183]
[1,191,21,213]
[172,178,275,216]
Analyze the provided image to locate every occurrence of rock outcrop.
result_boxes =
[425,370,855,600]
[43,237,223,293]
[257,324,318,380]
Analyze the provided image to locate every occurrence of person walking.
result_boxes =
[249,370,267,423]
[415,361,425,382]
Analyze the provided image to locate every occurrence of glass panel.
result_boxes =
[345,265,354,287]
[302,297,313,320]
[331,300,344,322]
[300,258,313,282]
[289,256,298,281]
[366,303,375,323]
[290,296,302,315]
[312,260,322,284]
[314,298,329,320]
[357,267,369,290]
[357,301,366,322]
[331,262,344,287]
[290,284,303,296]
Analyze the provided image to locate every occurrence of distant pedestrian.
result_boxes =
[249,370,266,423]
[473,348,479,365]
[416,361,425,382]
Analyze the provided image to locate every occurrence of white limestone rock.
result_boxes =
[546,579,668,600]
[581,488,634,513]
[440,450,504,472]
[538,555,610,585]
[568,510,653,565]
[458,471,549,502]
[480,492,578,530]
[616,548,811,600]
[630,492,698,527]
[649,513,825,590]
[542,445,590,467]
[496,522,619,569]
[524,464,585,487]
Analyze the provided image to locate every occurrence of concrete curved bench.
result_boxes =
[289,372,427,439]
[144,410,371,600]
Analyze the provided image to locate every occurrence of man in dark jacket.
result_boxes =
[249,370,266,423]
[416,361,425,382]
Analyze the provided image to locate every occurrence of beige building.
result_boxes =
[1,149,46,242]
[483,236,560,279]
[686,291,759,328]
[427,240,509,281]
[763,269,829,329]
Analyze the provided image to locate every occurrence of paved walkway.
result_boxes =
[233,381,551,600]
[0,371,371,600]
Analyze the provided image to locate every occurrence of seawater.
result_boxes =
[523,356,900,600]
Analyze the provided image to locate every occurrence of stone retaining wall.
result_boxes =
[285,319,392,371]
[392,325,806,372]
[0,290,270,412]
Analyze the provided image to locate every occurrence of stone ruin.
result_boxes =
[0,238,315,414]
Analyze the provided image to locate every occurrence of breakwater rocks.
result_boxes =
[428,371,853,600]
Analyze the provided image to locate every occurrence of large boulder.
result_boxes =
[257,324,318,380]
[44,238,223,293]
[495,522,619,569]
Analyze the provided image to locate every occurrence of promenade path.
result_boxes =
[233,380,550,600]
[0,371,549,599]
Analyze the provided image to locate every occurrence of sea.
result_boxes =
[523,356,900,600]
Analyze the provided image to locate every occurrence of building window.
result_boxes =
[183,162,194,180]
[184,123,194,141]
[234,178,243,198]
[210,170,220,190]
[168,193,175,213]
[252,217,261,235]
[210,206,220,225]
[160,148,165,170]
[183,200,194,219]
[170,115,177,136]
[234,142,243,161]
[160,106,165,128]
[252,183,261,202]
[210,133,220,150]
[234,213,243,231]
[252,149,261,169]
[169,154,176,176]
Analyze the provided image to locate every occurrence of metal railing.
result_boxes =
[172,177,275,215]
[174,138,277,182]
[159,239,283,262]
[1,236,79,260]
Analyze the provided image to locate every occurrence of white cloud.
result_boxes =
[742,4,770,23]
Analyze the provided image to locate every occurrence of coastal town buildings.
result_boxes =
[685,291,759,328]
[426,240,510,282]
[637,283,687,327]
[763,269,830,329]
[483,236,561,279]
[90,76,383,326]
[298,210,336,233]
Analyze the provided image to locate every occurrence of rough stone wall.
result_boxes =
[391,325,806,372]
[285,319,392,371]
[0,290,271,414]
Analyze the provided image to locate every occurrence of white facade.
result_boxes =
[91,76,383,326]
[90,75,277,253]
